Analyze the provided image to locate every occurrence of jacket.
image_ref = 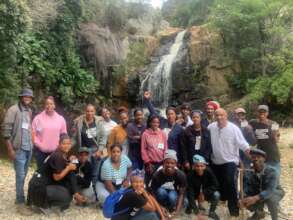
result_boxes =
[71,114,103,150]
[181,125,212,164]
[2,103,32,150]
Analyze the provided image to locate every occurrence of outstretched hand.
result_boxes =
[144,91,151,100]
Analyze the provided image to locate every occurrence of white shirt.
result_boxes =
[208,121,249,165]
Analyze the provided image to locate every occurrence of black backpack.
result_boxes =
[27,156,50,208]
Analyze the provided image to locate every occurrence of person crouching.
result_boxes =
[186,155,220,220]
[27,134,86,214]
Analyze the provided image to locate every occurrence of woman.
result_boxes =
[107,110,129,155]
[96,144,132,204]
[111,170,165,220]
[143,92,184,165]
[32,96,67,169]
[141,115,168,185]
[28,134,85,213]
[126,108,146,170]
[180,111,212,171]
[71,104,102,152]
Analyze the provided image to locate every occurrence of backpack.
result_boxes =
[102,188,133,218]
[27,172,49,208]
[27,155,50,208]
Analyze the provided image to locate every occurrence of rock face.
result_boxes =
[177,26,237,107]
[135,25,237,108]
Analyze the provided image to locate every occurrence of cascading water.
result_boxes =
[140,30,186,108]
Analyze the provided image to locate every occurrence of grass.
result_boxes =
[289,144,293,149]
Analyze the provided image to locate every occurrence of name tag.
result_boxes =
[158,143,164,149]
[86,127,97,138]
[195,136,201,150]
[115,178,123,185]
[240,121,248,128]
[271,123,279,131]
[22,122,29,130]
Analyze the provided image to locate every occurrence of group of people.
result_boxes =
[2,88,284,220]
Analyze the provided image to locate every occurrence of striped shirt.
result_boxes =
[101,155,132,184]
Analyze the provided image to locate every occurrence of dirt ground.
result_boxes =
[0,128,292,220]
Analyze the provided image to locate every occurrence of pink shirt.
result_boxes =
[141,128,168,164]
[32,111,67,153]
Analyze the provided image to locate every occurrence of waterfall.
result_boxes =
[141,30,186,108]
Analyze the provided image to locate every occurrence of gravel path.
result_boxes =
[0,128,292,220]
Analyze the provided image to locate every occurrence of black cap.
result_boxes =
[250,149,266,158]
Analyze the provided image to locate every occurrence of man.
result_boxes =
[208,108,250,218]
[233,107,256,168]
[240,149,284,220]
[2,88,34,214]
[186,155,220,220]
[75,147,95,204]
[201,101,220,128]
[180,103,193,128]
[250,105,281,178]
[150,150,186,218]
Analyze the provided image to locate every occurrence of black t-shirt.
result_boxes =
[112,191,147,220]
[76,161,92,189]
[81,121,97,148]
[250,119,280,162]
[150,168,187,193]
[42,150,68,185]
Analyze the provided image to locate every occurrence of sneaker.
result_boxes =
[16,204,33,216]
[209,212,220,220]
[38,207,51,216]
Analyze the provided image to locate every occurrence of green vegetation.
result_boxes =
[162,0,293,116]
[0,0,156,111]
[210,0,293,114]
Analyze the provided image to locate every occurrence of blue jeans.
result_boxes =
[132,209,160,220]
[14,149,32,203]
[156,188,178,210]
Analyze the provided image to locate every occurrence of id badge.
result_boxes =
[240,121,248,128]
[116,178,123,185]
[195,136,201,150]
[22,122,29,130]
[271,123,279,131]
[158,143,164,150]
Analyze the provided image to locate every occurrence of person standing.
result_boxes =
[32,96,67,169]
[201,101,219,128]
[107,110,130,156]
[71,104,103,183]
[208,108,250,218]
[126,108,146,170]
[98,107,117,154]
[249,105,281,178]
[233,107,256,168]
[181,110,212,171]
[141,115,168,185]
[143,91,184,165]
[2,88,34,214]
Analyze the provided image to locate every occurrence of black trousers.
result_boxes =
[46,185,72,211]
[211,162,239,216]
